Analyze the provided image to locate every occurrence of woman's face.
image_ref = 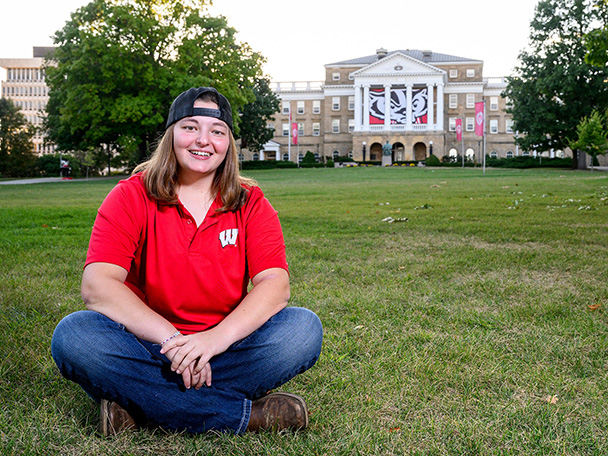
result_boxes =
[173,99,230,181]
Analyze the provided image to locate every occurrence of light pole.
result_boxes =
[362,141,366,162]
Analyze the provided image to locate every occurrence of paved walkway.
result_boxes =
[0,177,75,185]
[0,177,118,185]
[0,177,81,185]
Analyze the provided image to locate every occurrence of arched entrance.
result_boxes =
[393,142,405,162]
[465,148,475,161]
[370,142,382,161]
[413,142,427,161]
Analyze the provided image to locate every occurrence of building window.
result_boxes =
[332,119,340,133]
[297,101,305,114]
[449,117,457,132]
[333,150,340,160]
[506,150,514,158]
[466,148,475,160]
[490,97,499,111]
[506,119,514,133]
[348,119,355,132]
[490,119,498,134]
[466,117,474,131]
[348,96,355,110]
[449,69,458,78]
[282,123,289,136]
[332,97,340,111]
[490,151,498,158]
[253,153,259,161]
[312,122,320,136]
[266,122,274,131]
[467,69,475,77]
[466,94,475,108]
[449,148,458,157]
[282,102,290,115]
[238,153,244,161]
[283,153,289,161]
[332,72,340,81]
[298,122,304,136]
[522,151,530,157]
[313,100,321,114]
[449,94,457,109]
[298,153,303,163]
[314,153,320,162]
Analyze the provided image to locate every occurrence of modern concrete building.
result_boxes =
[0,47,56,155]
[247,48,525,164]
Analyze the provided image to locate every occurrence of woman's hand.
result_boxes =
[160,267,290,382]
[162,342,212,389]
[160,330,228,385]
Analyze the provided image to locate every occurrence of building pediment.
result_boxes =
[262,140,281,151]
[351,52,445,78]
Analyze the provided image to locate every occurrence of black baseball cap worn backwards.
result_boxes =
[166,87,233,131]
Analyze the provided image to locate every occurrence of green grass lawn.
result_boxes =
[1,167,607,455]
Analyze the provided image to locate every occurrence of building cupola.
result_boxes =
[376,48,388,59]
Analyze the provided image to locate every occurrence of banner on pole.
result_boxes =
[291,122,298,145]
[455,118,462,142]
[475,102,484,137]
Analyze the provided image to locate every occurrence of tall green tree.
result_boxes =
[584,0,608,66]
[238,78,280,154]
[503,0,608,163]
[45,0,266,166]
[0,98,36,177]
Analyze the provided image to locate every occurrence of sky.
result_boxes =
[0,0,538,81]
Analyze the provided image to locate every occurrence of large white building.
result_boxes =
[0,47,56,155]
[247,48,521,164]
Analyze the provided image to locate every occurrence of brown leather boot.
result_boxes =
[98,399,138,436]
[246,392,309,432]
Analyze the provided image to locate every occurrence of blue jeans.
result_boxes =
[51,307,322,434]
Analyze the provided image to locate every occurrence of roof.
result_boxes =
[33,47,56,58]
[327,49,481,67]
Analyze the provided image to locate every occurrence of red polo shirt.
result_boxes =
[85,174,288,334]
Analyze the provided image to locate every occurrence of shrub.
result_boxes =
[425,154,441,167]
[485,156,573,169]
[240,160,298,170]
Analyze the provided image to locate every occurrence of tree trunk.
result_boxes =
[577,150,588,170]
[106,144,112,176]
[138,138,149,164]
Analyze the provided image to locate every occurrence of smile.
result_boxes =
[189,150,211,157]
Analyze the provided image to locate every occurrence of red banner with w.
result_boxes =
[292,122,298,145]
[475,102,484,137]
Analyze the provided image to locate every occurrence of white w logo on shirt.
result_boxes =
[219,229,239,248]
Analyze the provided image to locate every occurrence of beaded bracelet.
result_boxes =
[160,331,181,347]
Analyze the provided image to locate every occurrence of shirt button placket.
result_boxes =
[186,219,195,245]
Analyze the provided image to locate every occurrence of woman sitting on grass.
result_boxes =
[51,87,323,436]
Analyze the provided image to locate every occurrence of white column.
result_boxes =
[363,85,370,130]
[427,83,434,130]
[406,84,413,131]
[384,84,391,130]
[436,83,444,131]
[354,84,362,132]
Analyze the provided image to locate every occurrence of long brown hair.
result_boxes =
[133,94,256,212]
